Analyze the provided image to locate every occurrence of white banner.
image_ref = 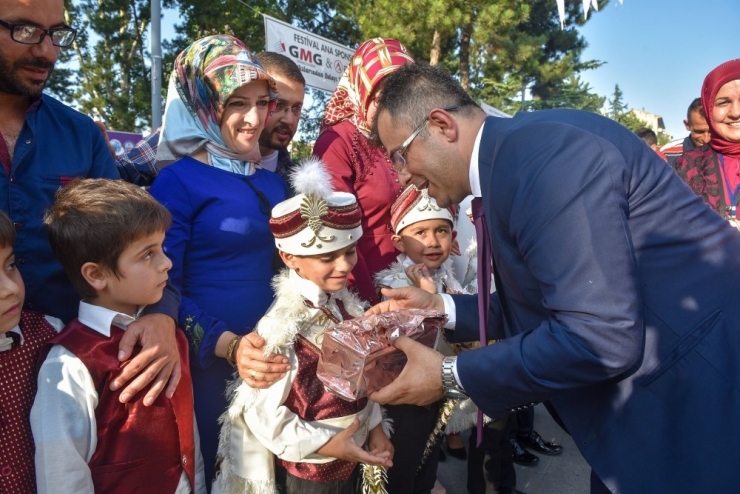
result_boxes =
[263,15,354,93]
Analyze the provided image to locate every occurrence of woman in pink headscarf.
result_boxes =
[674,59,740,225]
[313,38,414,305]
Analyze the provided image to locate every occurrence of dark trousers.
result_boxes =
[285,468,360,494]
[467,415,517,494]
[515,408,535,437]
[385,403,441,494]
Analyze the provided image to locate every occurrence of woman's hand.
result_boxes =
[316,419,393,468]
[236,332,291,389]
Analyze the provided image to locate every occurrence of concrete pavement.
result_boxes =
[436,404,591,494]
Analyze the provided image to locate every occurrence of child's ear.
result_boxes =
[451,229,458,242]
[80,262,108,291]
[391,234,406,253]
[279,251,297,270]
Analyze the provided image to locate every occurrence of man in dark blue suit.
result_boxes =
[368,63,740,493]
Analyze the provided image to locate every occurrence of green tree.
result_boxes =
[607,84,649,131]
[61,0,153,131]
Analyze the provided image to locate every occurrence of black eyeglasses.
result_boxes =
[390,105,458,173]
[274,103,302,117]
[0,19,77,47]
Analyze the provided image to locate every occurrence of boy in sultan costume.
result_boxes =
[213,159,393,494]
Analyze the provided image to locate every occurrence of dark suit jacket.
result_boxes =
[448,112,740,493]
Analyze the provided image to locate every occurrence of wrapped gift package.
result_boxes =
[317,309,448,401]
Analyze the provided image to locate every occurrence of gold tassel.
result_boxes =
[417,398,458,472]
[361,464,388,494]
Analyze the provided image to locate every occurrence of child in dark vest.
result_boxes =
[213,159,393,494]
[0,210,63,494]
[32,179,206,493]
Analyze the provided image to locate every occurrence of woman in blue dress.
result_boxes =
[150,35,287,485]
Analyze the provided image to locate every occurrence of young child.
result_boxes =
[213,159,393,494]
[32,179,206,494]
[375,185,463,298]
[0,210,64,494]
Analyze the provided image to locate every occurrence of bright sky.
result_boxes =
[577,0,740,140]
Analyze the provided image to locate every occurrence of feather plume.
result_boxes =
[290,156,334,198]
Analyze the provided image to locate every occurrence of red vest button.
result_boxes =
[1,465,12,477]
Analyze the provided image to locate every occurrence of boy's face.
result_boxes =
[92,231,171,315]
[281,243,358,293]
[0,244,25,334]
[392,219,455,271]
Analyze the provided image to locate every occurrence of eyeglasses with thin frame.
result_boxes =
[0,19,77,47]
[390,106,458,173]
[274,103,302,117]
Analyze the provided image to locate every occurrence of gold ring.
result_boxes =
[250,369,257,379]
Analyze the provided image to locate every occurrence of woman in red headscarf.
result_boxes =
[313,38,414,305]
[674,59,740,226]
[313,39,448,494]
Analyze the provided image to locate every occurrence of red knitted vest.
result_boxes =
[0,312,57,494]
[278,335,369,482]
[48,320,196,493]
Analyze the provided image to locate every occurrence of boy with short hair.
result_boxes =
[214,159,393,494]
[33,178,205,494]
[0,210,63,494]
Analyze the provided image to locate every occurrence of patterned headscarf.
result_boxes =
[701,59,740,159]
[321,38,413,136]
[155,35,278,174]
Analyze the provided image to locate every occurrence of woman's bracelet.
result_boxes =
[226,334,244,368]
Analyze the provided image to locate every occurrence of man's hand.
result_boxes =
[365,286,445,316]
[368,336,444,406]
[405,264,437,294]
[316,419,394,468]
[112,313,181,406]
[236,332,291,389]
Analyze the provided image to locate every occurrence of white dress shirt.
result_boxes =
[31,301,206,494]
[438,121,486,387]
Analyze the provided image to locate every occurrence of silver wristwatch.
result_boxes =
[442,356,468,400]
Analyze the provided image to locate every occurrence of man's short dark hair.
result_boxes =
[687,97,704,120]
[255,52,306,86]
[44,179,171,299]
[372,63,481,140]
[0,211,16,249]
[635,127,658,146]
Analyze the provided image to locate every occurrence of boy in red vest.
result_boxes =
[0,210,64,494]
[32,179,206,493]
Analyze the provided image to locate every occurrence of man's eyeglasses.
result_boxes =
[390,106,458,173]
[274,103,302,117]
[0,19,77,47]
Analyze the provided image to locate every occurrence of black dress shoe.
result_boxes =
[517,430,563,456]
[509,438,539,465]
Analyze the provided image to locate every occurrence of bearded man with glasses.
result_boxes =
[0,0,184,452]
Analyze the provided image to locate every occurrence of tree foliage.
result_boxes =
[59,0,153,131]
[608,84,649,131]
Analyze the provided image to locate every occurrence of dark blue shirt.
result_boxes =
[1,95,119,322]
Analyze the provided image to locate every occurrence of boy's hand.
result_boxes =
[405,264,437,294]
[450,237,462,256]
[367,424,394,462]
[112,313,181,406]
[365,287,445,316]
[236,332,291,388]
[316,419,394,468]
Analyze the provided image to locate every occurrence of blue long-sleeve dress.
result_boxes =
[150,156,287,484]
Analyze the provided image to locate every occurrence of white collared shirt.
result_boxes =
[259,149,279,172]
[31,301,206,494]
[0,315,63,351]
[439,121,486,387]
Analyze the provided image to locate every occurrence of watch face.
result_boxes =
[444,389,468,400]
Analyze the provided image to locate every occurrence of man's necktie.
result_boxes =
[471,197,492,445]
